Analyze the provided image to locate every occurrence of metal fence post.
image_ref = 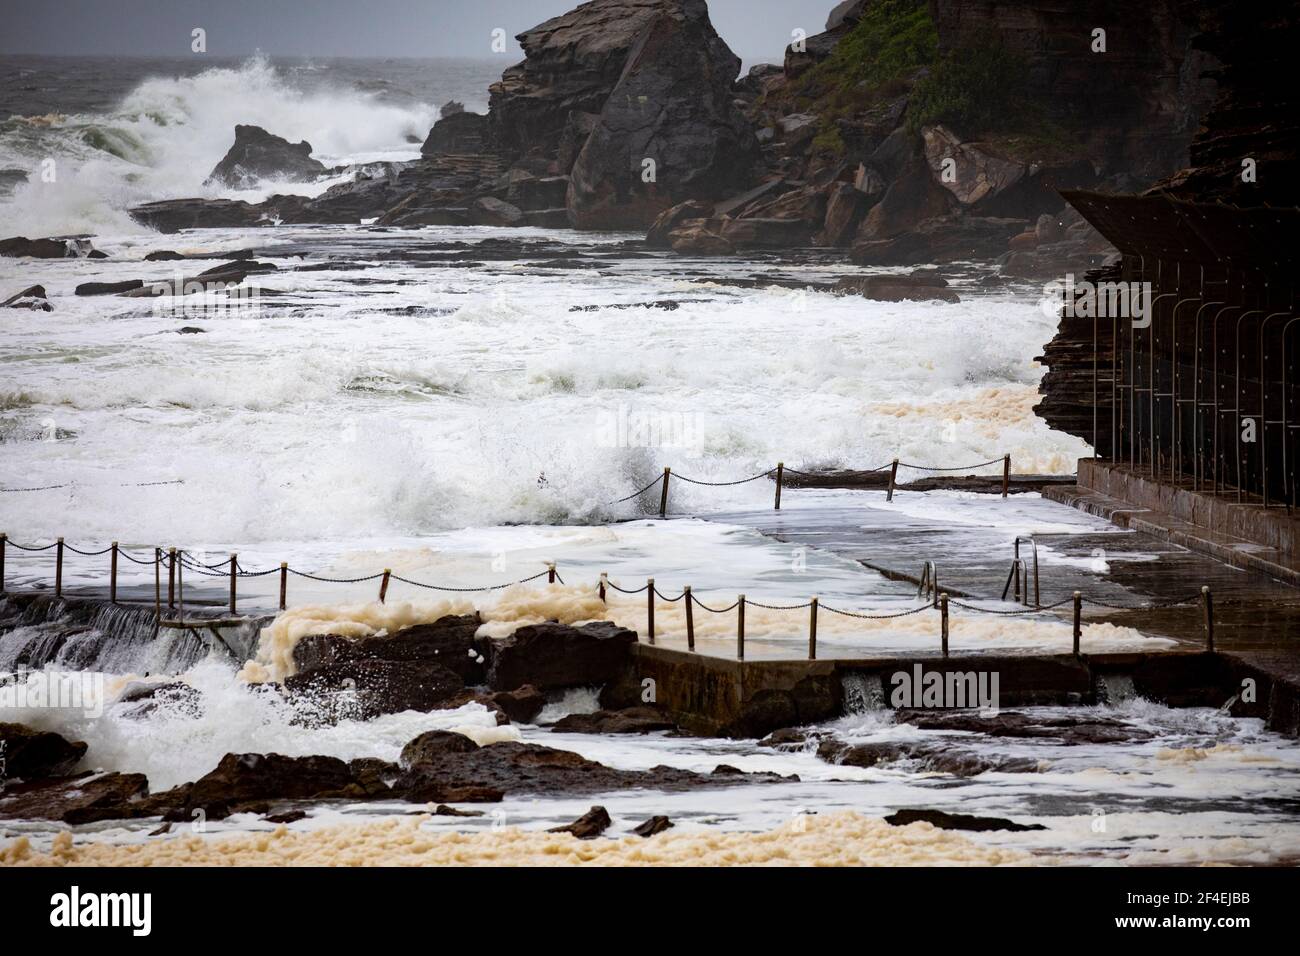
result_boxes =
[1202,585,1214,652]
[774,462,784,510]
[684,585,695,651]
[659,468,671,518]
[279,562,288,611]
[110,541,119,604]
[647,578,655,644]
[55,537,64,597]
[809,596,818,661]
[887,459,899,502]
[1072,591,1082,656]
[940,593,949,658]
[737,594,746,661]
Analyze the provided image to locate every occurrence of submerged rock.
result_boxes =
[0,236,73,258]
[551,706,677,734]
[885,809,1046,833]
[894,709,1153,745]
[548,805,612,839]
[130,198,271,233]
[0,772,149,824]
[817,739,1040,777]
[1,284,52,310]
[206,125,327,187]
[632,814,674,837]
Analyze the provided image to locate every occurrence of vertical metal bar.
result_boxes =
[684,585,694,651]
[737,594,745,661]
[646,578,655,644]
[1072,591,1082,656]
[887,459,899,501]
[110,541,118,604]
[279,562,287,611]
[378,569,390,603]
[177,550,184,624]
[659,467,670,518]
[167,547,176,607]
[774,462,783,510]
[154,548,161,618]
[55,537,63,597]
[1,533,8,593]
[547,562,556,584]
[229,553,237,615]
[1002,454,1010,498]
[940,593,949,658]
[808,596,818,661]
[598,572,607,603]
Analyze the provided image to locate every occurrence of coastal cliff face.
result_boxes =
[124,0,1230,256]
[1032,1,1300,451]
[930,0,1213,183]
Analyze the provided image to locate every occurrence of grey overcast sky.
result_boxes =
[0,0,839,60]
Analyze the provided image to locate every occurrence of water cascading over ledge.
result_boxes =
[0,594,266,674]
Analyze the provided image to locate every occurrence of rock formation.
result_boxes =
[206,125,327,187]
[565,0,759,229]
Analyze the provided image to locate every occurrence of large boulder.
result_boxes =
[291,614,486,682]
[0,236,74,258]
[206,125,327,187]
[485,621,637,692]
[2,284,52,311]
[565,0,759,230]
[0,723,87,780]
[487,0,676,162]
[421,111,489,156]
[129,198,270,233]
[283,658,467,720]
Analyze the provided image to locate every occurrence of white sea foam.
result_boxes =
[0,55,434,237]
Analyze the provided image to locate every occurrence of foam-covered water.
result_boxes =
[0,55,495,236]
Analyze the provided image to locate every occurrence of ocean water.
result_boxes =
[10,56,1284,863]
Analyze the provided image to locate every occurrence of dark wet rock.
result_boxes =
[284,658,467,721]
[421,111,488,157]
[206,125,326,187]
[130,198,270,233]
[817,739,1040,777]
[0,772,148,824]
[394,730,774,801]
[487,684,546,724]
[506,172,570,211]
[632,814,673,837]
[193,259,278,284]
[149,821,171,836]
[487,0,679,162]
[292,614,487,684]
[2,284,51,310]
[486,621,637,693]
[0,236,72,258]
[566,0,759,230]
[0,722,87,779]
[710,764,745,775]
[885,808,1046,833]
[551,706,676,734]
[645,198,713,247]
[894,709,1153,745]
[817,181,876,247]
[548,805,611,839]
[176,326,207,334]
[851,215,1025,266]
[75,279,144,296]
[833,273,960,303]
[264,809,307,824]
[434,804,485,817]
[468,196,525,226]
[144,250,187,261]
[757,727,826,749]
[150,753,378,822]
